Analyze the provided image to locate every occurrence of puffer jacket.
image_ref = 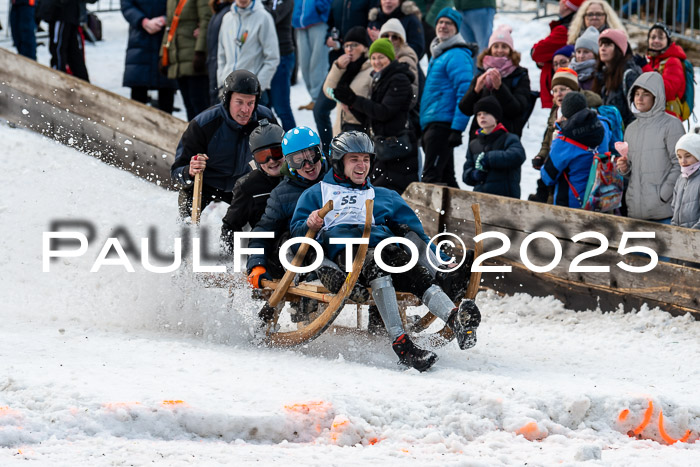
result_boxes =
[671,170,700,229]
[420,34,475,131]
[171,103,276,191]
[541,108,605,208]
[161,0,212,79]
[530,13,573,109]
[395,42,419,109]
[459,65,532,139]
[122,0,178,89]
[323,55,372,127]
[293,0,332,28]
[463,124,526,199]
[622,72,684,220]
[643,42,687,120]
[596,57,642,127]
[368,1,424,58]
[217,0,280,90]
[246,160,329,271]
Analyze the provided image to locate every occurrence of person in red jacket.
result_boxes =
[643,22,687,120]
[530,0,583,108]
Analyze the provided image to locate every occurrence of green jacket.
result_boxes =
[453,0,496,11]
[161,0,212,79]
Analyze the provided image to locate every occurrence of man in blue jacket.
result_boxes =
[294,0,333,110]
[171,70,276,219]
[419,7,475,188]
[290,131,481,372]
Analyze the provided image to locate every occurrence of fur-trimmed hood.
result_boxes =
[368,1,421,22]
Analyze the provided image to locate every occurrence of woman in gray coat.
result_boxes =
[616,72,684,222]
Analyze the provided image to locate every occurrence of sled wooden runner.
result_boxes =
[265,199,374,347]
[410,203,483,345]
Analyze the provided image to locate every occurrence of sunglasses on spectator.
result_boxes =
[253,146,284,165]
[381,33,402,41]
[286,147,322,169]
[344,42,361,50]
[585,12,605,18]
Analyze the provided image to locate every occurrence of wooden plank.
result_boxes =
[0,48,186,189]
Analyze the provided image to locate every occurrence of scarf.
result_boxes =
[681,160,700,178]
[569,58,596,83]
[481,56,517,90]
[430,33,467,59]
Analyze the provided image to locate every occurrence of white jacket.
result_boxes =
[217,0,280,90]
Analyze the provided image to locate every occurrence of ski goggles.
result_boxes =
[253,146,284,165]
[285,147,322,170]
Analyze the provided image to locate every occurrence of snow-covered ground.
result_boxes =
[1,5,700,466]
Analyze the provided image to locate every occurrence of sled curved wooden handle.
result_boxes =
[267,200,333,307]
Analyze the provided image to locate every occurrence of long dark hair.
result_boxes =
[593,38,634,94]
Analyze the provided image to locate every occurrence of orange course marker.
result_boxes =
[631,401,654,437]
[618,409,629,422]
[658,410,692,445]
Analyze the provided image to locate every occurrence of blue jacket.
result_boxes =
[293,0,332,29]
[121,0,178,89]
[171,103,275,192]
[246,161,329,272]
[290,170,434,261]
[420,39,475,130]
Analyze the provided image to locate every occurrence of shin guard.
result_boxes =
[369,275,405,340]
[422,284,455,322]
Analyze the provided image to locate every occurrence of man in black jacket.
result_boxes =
[171,70,276,219]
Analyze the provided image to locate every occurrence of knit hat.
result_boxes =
[564,0,585,11]
[435,7,461,32]
[675,133,700,160]
[344,26,370,48]
[553,44,575,60]
[599,28,629,55]
[575,26,600,55]
[473,96,503,123]
[488,24,514,50]
[379,18,406,43]
[551,67,580,91]
[369,38,395,61]
[560,91,588,119]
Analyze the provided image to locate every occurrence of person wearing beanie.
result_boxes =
[552,44,575,71]
[531,0,583,108]
[463,96,526,198]
[671,133,700,229]
[567,0,624,45]
[594,28,642,127]
[323,26,373,134]
[642,22,688,120]
[570,26,599,90]
[380,19,419,109]
[527,67,579,203]
[616,72,684,222]
[453,0,496,52]
[419,7,476,187]
[541,101,605,208]
[559,90,588,119]
[367,0,425,59]
[459,23,533,142]
[334,37,419,193]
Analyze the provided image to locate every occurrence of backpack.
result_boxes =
[596,105,624,145]
[559,136,624,213]
[659,57,695,121]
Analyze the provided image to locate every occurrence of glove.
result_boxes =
[248,266,272,289]
[333,85,357,106]
[466,169,487,185]
[475,152,488,172]
[193,51,206,73]
[447,130,463,148]
[531,155,545,170]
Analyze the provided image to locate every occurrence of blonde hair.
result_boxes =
[476,47,522,68]
[567,0,625,45]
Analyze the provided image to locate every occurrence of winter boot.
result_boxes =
[318,266,370,303]
[447,299,482,350]
[436,249,475,302]
[392,334,438,372]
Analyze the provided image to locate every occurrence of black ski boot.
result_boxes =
[317,266,370,303]
[436,249,474,302]
[392,334,438,372]
[447,299,481,350]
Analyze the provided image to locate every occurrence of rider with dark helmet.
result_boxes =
[171,70,276,219]
[290,131,481,372]
[220,119,285,255]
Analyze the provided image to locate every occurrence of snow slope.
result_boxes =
[1,6,699,466]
